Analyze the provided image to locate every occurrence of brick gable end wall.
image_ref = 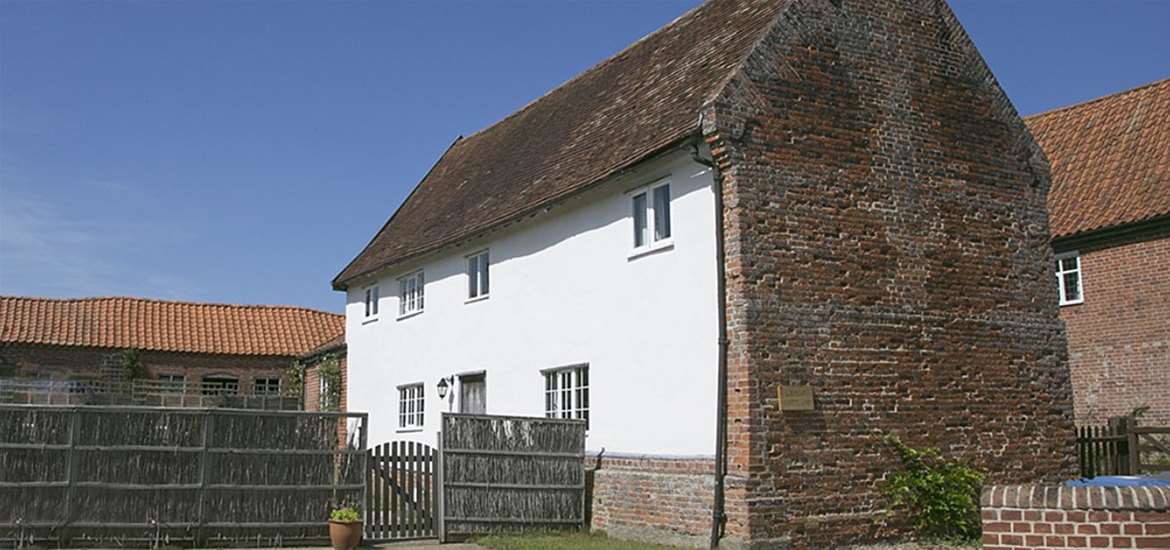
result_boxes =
[704,0,1076,547]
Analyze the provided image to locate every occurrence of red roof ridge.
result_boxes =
[1024,77,1170,122]
[0,295,341,318]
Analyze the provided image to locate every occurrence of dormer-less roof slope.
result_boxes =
[0,296,344,357]
[333,0,788,289]
[1026,78,1170,239]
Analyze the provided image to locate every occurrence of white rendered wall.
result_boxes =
[344,151,719,456]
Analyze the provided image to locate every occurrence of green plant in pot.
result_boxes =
[328,506,362,550]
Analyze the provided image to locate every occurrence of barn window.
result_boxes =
[1055,251,1083,306]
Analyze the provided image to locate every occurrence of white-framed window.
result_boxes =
[398,383,425,429]
[364,285,380,318]
[631,179,672,252]
[319,374,337,411]
[398,271,425,317]
[467,249,490,300]
[543,364,589,429]
[254,377,281,396]
[1055,251,1083,306]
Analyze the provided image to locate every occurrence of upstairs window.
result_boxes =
[631,180,672,252]
[544,364,589,429]
[364,285,380,318]
[398,271,425,317]
[467,250,490,300]
[1055,252,1083,306]
[398,383,424,429]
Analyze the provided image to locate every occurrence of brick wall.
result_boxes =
[981,484,1170,549]
[588,454,714,548]
[1057,230,1170,426]
[702,0,1075,547]
[0,342,292,394]
[299,349,346,413]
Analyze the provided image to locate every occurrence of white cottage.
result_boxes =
[333,0,1075,547]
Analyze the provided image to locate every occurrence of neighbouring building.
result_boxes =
[300,334,348,414]
[333,0,1076,547]
[0,296,343,409]
[1027,78,1170,427]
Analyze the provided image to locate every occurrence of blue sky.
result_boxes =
[1,1,1167,313]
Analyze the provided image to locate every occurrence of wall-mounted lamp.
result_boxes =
[436,376,454,399]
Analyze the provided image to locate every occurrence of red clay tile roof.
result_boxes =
[0,296,343,357]
[1026,78,1170,239]
[333,0,788,289]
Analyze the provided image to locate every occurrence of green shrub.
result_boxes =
[882,435,984,542]
[330,507,360,522]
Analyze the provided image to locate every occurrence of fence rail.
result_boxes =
[0,378,301,410]
[0,404,366,547]
[437,413,586,541]
[1076,417,1170,477]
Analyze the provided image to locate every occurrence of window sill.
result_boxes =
[396,310,424,321]
[361,317,379,325]
[465,294,490,305]
[628,240,674,261]
[1059,299,1084,307]
[396,427,424,434]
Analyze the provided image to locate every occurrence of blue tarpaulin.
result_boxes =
[1066,476,1170,487]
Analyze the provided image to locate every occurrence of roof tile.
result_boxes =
[1026,78,1170,238]
[0,296,343,357]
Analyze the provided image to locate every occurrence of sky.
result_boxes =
[1,1,1167,314]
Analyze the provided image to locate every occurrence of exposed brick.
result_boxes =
[709,0,1075,546]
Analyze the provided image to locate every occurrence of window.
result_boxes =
[364,285,380,318]
[398,271,425,317]
[467,250,490,300]
[254,377,281,396]
[319,374,336,410]
[202,375,239,396]
[398,384,425,429]
[158,373,185,393]
[544,365,589,428]
[631,180,671,251]
[1055,252,1083,305]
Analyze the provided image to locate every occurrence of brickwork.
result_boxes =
[0,342,291,394]
[981,484,1170,549]
[300,351,347,414]
[702,0,1075,547]
[1057,229,1170,426]
[588,454,715,548]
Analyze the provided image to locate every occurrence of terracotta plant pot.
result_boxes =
[328,520,363,550]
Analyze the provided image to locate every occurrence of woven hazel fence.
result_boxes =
[0,404,367,547]
[438,413,586,541]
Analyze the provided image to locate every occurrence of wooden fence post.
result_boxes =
[194,411,213,547]
[435,431,445,544]
[60,408,80,546]
[1126,416,1140,475]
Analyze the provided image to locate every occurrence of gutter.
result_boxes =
[690,141,728,549]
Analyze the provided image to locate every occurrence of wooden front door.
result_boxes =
[459,374,486,414]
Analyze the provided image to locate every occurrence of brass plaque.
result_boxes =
[778,385,815,411]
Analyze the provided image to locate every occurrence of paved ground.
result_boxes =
[279,542,482,550]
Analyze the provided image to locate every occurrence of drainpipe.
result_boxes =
[691,140,728,549]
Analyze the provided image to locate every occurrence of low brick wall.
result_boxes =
[981,484,1170,549]
[587,453,714,549]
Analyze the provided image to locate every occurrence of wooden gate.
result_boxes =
[365,441,436,541]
